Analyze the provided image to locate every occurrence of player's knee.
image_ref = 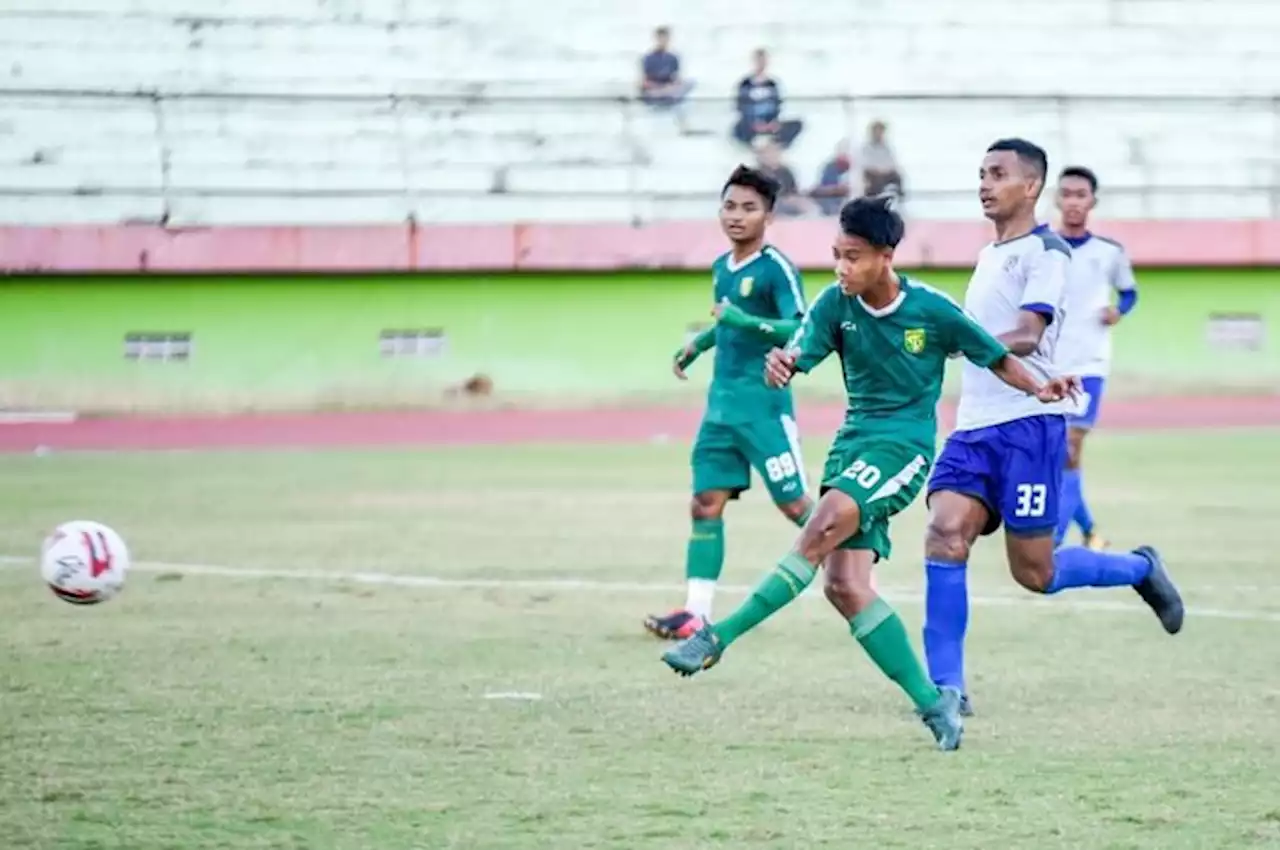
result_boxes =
[823,574,874,617]
[925,517,971,563]
[690,493,726,520]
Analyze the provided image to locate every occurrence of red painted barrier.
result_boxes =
[3,219,1280,273]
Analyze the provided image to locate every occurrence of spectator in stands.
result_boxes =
[733,48,803,149]
[858,120,904,200]
[640,26,694,129]
[811,139,853,216]
[754,138,817,217]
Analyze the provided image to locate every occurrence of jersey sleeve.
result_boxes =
[765,249,806,318]
[938,299,1008,368]
[1021,246,1070,324]
[788,284,839,373]
[1111,247,1137,293]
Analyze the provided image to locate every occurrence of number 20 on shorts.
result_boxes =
[840,459,882,489]
[1014,483,1047,517]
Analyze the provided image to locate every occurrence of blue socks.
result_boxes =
[924,546,1152,691]
[1055,468,1082,545]
[923,559,969,691]
[1072,475,1095,536]
[1044,546,1152,594]
[1055,468,1098,545]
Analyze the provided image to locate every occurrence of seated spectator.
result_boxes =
[640,26,694,127]
[811,140,853,216]
[733,48,803,149]
[755,138,818,218]
[859,120,905,199]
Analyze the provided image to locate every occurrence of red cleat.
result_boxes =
[643,608,707,640]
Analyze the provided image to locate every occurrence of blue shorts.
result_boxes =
[1065,376,1106,430]
[927,414,1067,538]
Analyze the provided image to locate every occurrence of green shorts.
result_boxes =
[691,413,807,505]
[819,437,932,561]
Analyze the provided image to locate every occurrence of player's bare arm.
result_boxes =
[987,354,1080,403]
[995,309,1049,357]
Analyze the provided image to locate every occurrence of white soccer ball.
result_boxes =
[40,521,130,605]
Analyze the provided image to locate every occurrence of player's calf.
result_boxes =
[777,495,815,528]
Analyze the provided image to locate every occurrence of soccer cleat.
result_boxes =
[661,625,724,677]
[1083,532,1110,552]
[643,609,706,640]
[1131,545,1184,635]
[958,692,975,718]
[918,686,965,751]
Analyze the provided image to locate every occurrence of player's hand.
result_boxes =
[672,345,695,381]
[1035,375,1081,403]
[711,299,727,320]
[764,348,798,388]
[1100,306,1122,326]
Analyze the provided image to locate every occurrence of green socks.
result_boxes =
[851,597,941,711]
[685,518,725,583]
[712,552,816,647]
[684,518,725,617]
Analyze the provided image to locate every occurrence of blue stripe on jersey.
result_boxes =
[1022,302,1056,323]
[1117,289,1138,315]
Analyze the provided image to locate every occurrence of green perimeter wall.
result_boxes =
[1,269,1278,412]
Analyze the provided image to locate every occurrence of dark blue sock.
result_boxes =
[1073,469,1095,535]
[923,559,968,690]
[1045,546,1152,594]
[1055,468,1083,546]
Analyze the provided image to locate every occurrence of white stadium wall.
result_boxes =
[1,0,1278,225]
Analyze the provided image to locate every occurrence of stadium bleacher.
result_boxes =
[2,0,1278,224]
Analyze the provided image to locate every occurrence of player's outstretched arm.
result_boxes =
[712,300,802,346]
[673,327,716,380]
[988,356,1080,403]
[763,285,839,387]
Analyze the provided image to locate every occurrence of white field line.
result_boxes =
[3,555,1278,624]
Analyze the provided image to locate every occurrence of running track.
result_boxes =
[0,396,1277,453]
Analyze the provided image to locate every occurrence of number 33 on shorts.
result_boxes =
[1014,483,1047,518]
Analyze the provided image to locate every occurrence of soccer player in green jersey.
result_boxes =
[644,166,814,641]
[661,197,1077,751]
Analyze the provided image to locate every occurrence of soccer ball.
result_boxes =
[40,520,130,605]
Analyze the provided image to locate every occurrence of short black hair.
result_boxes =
[722,165,779,211]
[1059,165,1098,194]
[655,25,670,38]
[987,138,1048,190]
[838,196,905,249]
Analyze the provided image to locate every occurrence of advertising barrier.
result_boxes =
[1,270,1276,413]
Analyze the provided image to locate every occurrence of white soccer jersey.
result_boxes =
[1054,233,1136,378]
[955,224,1074,430]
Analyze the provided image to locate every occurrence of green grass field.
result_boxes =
[2,431,1280,849]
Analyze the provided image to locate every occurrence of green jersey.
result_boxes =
[706,246,806,424]
[791,275,1008,453]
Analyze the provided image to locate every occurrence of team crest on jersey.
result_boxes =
[739,277,754,297]
[903,328,926,354]
[1002,255,1021,275]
